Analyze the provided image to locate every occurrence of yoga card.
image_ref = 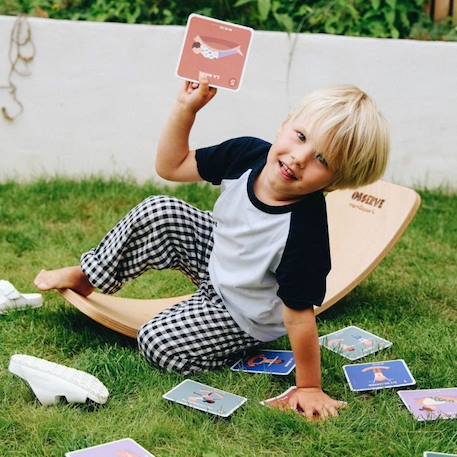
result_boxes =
[424,453,457,457]
[65,438,155,456]
[399,388,457,422]
[163,379,247,417]
[320,326,392,361]
[176,13,254,91]
[231,350,295,375]
[343,359,416,392]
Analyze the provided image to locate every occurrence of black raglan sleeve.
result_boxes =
[275,193,332,310]
[195,136,270,184]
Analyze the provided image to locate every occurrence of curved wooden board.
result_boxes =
[58,288,192,339]
[318,180,421,314]
[59,180,421,339]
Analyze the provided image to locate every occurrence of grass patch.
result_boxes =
[0,179,456,457]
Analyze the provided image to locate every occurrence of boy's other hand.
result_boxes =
[177,76,217,114]
[285,387,347,421]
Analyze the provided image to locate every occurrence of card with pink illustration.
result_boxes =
[176,14,254,91]
[398,388,457,422]
[231,350,295,375]
[65,438,155,456]
[319,326,392,361]
[343,359,416,392]
[163,379,247,417]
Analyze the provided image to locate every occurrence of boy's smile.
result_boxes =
[254,114,336,206]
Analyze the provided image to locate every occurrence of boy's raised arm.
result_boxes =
[156,77,217,182]
[283,306,347,420]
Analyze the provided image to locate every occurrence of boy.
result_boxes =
[35,77,390,420]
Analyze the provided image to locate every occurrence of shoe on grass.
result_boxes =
[0,280,43,314]
[8,354,109,406]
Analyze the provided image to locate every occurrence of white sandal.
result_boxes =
[0,280,43,314]
[9,354,109,406]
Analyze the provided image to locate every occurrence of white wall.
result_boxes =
[1,16,456,188]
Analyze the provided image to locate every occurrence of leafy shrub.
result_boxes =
[0,0,455,41]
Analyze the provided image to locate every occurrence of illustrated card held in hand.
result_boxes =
[319,326,392,360]
[231,350,295,375]
[163,379,247,418]
[343,359,416,392]
[176,13,254,91]
[398,388,457,422]
[65,438,155,456]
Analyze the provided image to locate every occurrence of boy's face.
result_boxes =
[259,114,336,204]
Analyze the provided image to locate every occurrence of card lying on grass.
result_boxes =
[424,452,457,456]
[343,359,415,392]
[176,13,254,91]
[65,438,155,456]
[163,379,247,418]
[231,350,295,375]
[319,326,392,360]
[398,388,457,422]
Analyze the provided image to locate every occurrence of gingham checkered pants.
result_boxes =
[81,195,261,374]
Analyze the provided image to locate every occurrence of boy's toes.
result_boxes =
[34,271,51,290]
[35,281,50,291]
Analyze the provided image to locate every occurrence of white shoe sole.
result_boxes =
[0,293,43,314]
[9,354,109,406]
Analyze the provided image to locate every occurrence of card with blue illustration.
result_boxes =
[319,326,392,360]
[65,438,155,456]
[424,453,457,457]
[343,359,415,392]
[399,388,457,422]
[163,379,247,417]
[231,350,295,375]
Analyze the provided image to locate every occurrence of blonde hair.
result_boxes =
[288,85,390,190]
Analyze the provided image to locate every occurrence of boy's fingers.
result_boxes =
[287,396,298,411]
[303,406,315,420]
[198,80,210,96]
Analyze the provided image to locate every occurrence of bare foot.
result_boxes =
[34,266,95,297]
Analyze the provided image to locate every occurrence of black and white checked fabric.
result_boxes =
[81,195,261,374]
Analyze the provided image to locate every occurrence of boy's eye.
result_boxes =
[296,131,306,142]
[315,153,328,167]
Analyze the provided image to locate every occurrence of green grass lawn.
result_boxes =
[0,179,456,457]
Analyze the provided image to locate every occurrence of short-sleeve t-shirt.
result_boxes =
[195,136,331,341]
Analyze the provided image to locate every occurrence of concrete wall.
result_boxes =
[1,16,456,188]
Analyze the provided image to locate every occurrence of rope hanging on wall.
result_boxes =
[0,15,35,122]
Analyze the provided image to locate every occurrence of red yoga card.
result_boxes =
[176,14,254,91]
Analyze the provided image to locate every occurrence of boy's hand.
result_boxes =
[285,387,347,421]
[177,76,217,114]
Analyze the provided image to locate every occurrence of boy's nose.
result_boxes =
[291,148,314,168]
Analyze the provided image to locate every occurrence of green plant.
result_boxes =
[0,0,22,15]
[2,0,455,41]
[409,15,457,41]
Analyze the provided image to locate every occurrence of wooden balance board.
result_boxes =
[58,180,421,339]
